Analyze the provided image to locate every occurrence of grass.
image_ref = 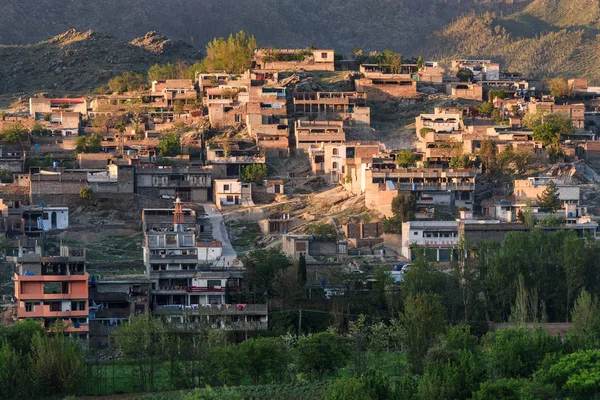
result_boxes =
[225,221,262,252]
[82,352,408,399]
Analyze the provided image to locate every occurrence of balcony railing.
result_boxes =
[155,304,267,315]
[184,285,242,293]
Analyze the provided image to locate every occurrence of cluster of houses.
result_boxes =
[4,48,600,341]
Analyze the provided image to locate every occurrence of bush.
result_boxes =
[79,187,93,200]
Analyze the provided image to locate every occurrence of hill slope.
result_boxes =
[0,0,530,53]
[425,0,600,82]
[0,30,200,95]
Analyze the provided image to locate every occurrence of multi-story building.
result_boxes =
[29,97,87,118]
[293,92,370,125]
[150,79,198,108]
[135,166,212,202]
[451,60,500,81]
[295,120,346,153]
[213,179,253,209]
[447,83,483,101]
[309,141,383,181]
[143,200,267,331]
[13,245,89,338]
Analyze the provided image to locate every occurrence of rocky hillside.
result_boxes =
[0,30,200,95]
[425,0,600,82]
[0,0,530,53]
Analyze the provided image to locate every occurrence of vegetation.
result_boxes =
[1,124,28,144]
[395,149,416,168]
[240,164,267,183]
[456,68,473,82]
[108,71,146,93]
[79,187,93,200]
[537,180,561,213]
[74,133,102,153]
[158,133,182,157]
[201,31,257,74]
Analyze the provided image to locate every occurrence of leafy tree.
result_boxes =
[488,89,506,102]
[117,315,168,392]
[522,110,548,130]
[74,136,87,153]
[391,193,417,223]
[534,350,600,399]
[0,320,45,355]
[476,101,494,117]
[237,337,288,384]
[571,290,600,348]
[402,251,446,298]
[533,122,561,146]
[297,332,350,380]
[378,49,402,73]
[416,56,424,70]
[240,163,267,183]
[348,315,370,376]
[548,77,571,99]
[395,149,416,168]
[202,31,257,73]
[401,292,446,373]
[29,333,86,396]
[473,378,555,400]
[30,121,47,136]
[456,68,474,82]
[478,138,497,173]
[449,154,470,169]
[562,231,586,322]
[1,124,28,144]
[242,248,290,299]
[147,63,180,82]
[158,132,181,157]
[537,180,561,212]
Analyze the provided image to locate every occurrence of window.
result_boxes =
[321,52,328,59]
[332,148,338,156]
[413,231,419,236]
[25,303,34,312]
[223,184,230,191]
[49,302,61,312]
[332,162,338,170]
[226,195,234,203]
[235,114,241,123]
[71,301,86,311]
[207,280,221,288]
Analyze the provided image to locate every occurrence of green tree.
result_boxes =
[240,163,267,183]
[297,332,350,380]
[449,154,470,169]
[305,222,339,241]
[533,122,561,146]
[548,77,571,99]
[117,315,168,392]
[395,149,416,168]
[325,377,376,400]
[391,193,417,223]
[29,333,86,397]
[158,132,181,157]
[478,138,497,173]
[522,110,548,130]
[242,248,289,300]
[456,68,474,82]
[571,290,600,348]
[416,56,424,70]
[401,292,446,373]
[476,101,494,117]
[184,386,244,400]
[534,350,600,399]
[488,89,506,102]
[537,180,561,212]
[74,136,87,153]
[237,337,288,384]
[1,124,28,144]
[562,231,586,322]
[202,31,257,73]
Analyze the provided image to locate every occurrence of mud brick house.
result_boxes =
[293,91,370,125]
[355,76,417,101]
[295,120,346,153]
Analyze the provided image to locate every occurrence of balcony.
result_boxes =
[18,305,88,318]
[155,303,267,316]
[150,254,199,263]
[184,285,242,293]
[209,156,266,165]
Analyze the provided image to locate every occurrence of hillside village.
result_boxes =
[3,34,600,398]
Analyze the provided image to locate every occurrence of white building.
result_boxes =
[213,179,253,209]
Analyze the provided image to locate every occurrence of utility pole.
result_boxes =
[298,309,302,335]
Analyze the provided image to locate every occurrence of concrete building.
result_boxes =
[29,97,87,118]
[213,179,253,209]
[448,83,483,101]
[452,60,500,81]
[293,92,370,125]
[13,245,88,337]
[295,120,346,153]
[143,200,267,331]
[135,166,212,202]
[282,234,348,261]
